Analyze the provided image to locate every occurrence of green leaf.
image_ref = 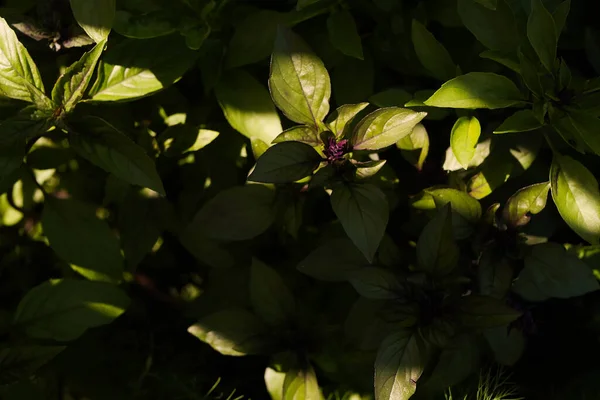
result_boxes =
[558,59,572,90]
[475,0,497,9]
[282,363,321,400]
[69,116,165,195]
[113,10,176,39]
[456,295,522,328]
[551,111,600,156]
[518,50,544,97]
[527,0,558,72]
[457,0,518,52]
[513,243,600,301]
[348,267,402,300]
[226,10,284,68]
[424,72,524,109]
[250,259,295,326]
[272,126,320,146]
[354,159,387,180]
[327,10,363,60]
[248,142,322,184]
[269,26,331,128]
[70,0,115,43]
[484,325,525,366]
[503,182,550,228]
[188,309,272,356]
[478,248,514,299]
[0,345,65,384]
[330,183,389,263]
[553,0,571,37]
[416,204,459,277]
[160,125,220,156]
[550,155,600,244]
[51,40,105,113]
[186,185,275,241]
[370,88,413,108]
[375,330,429,400]
[88,35,198,102]
[332,56,374,105]
[326,102,369,139]
[42,197,124,283]
[297,238,367,281]
[450,116,481,169]
[494,109,543,134]
[397,123,429,171]
[0,17,49,106]
[411,19,456,81]
[12,278,130,341]
[479,50,521,73]
[351,107,427,151]
[215,69,283,146]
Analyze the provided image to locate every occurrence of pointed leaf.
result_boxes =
[425,73,524,109]
[250,259,295,326]
[514,243,599,301]
[70,0,115,43]
[411,19,455,81]
[375,330,429,400]
[330,183,389,263]
[550,155,600,244]
[0,17,49,107]
[88,35,198,102]
[551,111,600,156]
[348,267,401,300]
[248,142,322,184]
[553,0,571,37]
[269,27,331,127]
[282,363,321,400]
[351,107,426,150]
[326,102,369,139]
[527,0,558,72]
[42,197,124,282]
[51,40,105,113]
[494,109,542,134]
[450,116,481,168]
[12,279,130,341]
[272,125,320,146]
[113,10,176,39]
[503,182,550,228]
[215,69,283,146]
[457,0,518,52]
[456,295,522,328]
[416,204,459,277]
[69,116,165,195]
[397,123,429,171]
[297,238,367,281]
[188,309,272,356]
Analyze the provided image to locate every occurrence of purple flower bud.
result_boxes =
[324,137,349,162]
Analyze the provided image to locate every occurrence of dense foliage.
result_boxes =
[1,0,600,399]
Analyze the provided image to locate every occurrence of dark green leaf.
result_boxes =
[327,10,363,60]
[450,116,481,168]
[348,267,401,300]
[457,0,518,52]
[113,10,176,39]
[351,107,426,150]
[484,325,525,366]
[69,116,165,195]
[478,248,514,299]
[0,17,50,107]
[12,278,130,341]
[42,197,124,283]
[186,185,275,241]
[330,183,389,263]
[272,125,320,146]
[226,10,284,68]
[332,56,374,105]
[215,69,283,146]
[269,27,331,128]
[514,243,599,301]
[550,155,600,244]
[424,73,524,109]
[325,102,369,139]
[51,40,105,113]
[558,59,572,90]
[375,330,429,400]
[0,345,65,385]
[297,238,367,281]
[503,182,550,228]
[88,35,198,102]
[494,109,543,134]
[70,0,115,43]
[248,142,322,183]
[250,258,295,326]
[416,204,459,277]
[411,19,455,81]
[553,0,570,36]
[160,125,220,156]
[188,309,272,356]
[456,295,522,328]
[527,0,558,72]
[518,50,544,97]
[551,111,600,156]
[370,88,413,108]
[479,50,520,72]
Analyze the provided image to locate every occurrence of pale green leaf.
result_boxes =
[351,107,426,150]
[70,0,115,43]
[450,116,481,168]
[503,182,550,228]
[273,125,320,146]
[326,102,369,139]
